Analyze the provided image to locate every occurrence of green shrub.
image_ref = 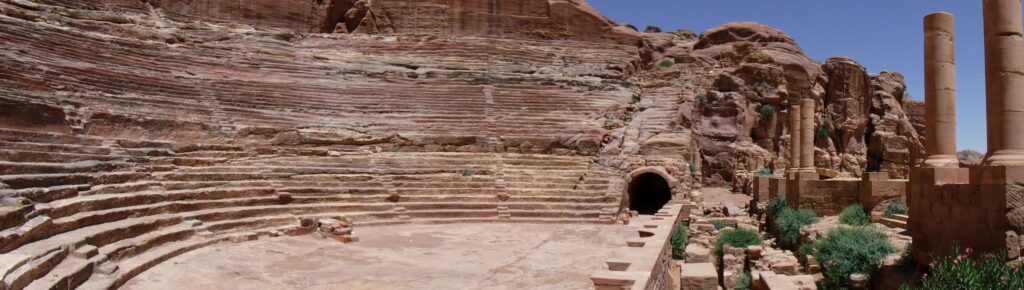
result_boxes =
[697,93,707,103]
[688,161,698,175]
[902,247,1024,290]
[897,244,916,271]
[766,196,788,220]
[460,169,474,177]
[732,271,752,290]
[816,118,833,139]
[711,220,736,230]
[774,208,818,248]
[797,240,819,266]
[658,59,675,67]
[815,226,895,289]
[754,167,773,176]
[839,204,870,226]
[671,221,689,259]
[714,229,763,265]
[816,124,831,139]
[886,200,908,218]
[759,104,776,122]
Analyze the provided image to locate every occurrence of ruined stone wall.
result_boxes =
[858,172,907,213]
[909,181,991,261]
[591,201,691,290]
[793,179,860,216]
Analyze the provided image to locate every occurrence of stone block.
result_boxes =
[686,244,710,263]
[680,263,718,290]
[591,270,641,289]
[770,262,798,275]
[71,244,98,259]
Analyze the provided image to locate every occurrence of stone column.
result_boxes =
[799,98,815,172]
[789,104,802,173]
[984,0,1024,166]
[922,12,960,168]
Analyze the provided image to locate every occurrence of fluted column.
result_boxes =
[923,12,960,168]
[800,98,815,171]
[789,104,802,172]
[983,0,1024,166]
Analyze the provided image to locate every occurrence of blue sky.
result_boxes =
[589,0,989,152]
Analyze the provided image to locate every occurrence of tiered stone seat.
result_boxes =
[0,2,642,288]
[0,128,621,290]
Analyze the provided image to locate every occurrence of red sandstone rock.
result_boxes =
[0,1,927,288]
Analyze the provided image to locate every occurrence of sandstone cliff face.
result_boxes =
[672,23,925,183]
[0,0,923,185]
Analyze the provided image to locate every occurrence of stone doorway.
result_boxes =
[628,172,672,215]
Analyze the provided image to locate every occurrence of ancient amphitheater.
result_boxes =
[3,0,1024,289]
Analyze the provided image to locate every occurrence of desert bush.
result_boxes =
[766,196,788,220]
[671,221,689,259]
[460,169,474,177]
[760,104,776,122]
[816,124,831,139]
[711,220,736,230]
[658,59,675,68]
[901,247,1024,290]
[697,93,708,103]
[897,244,916,271]
[815,226,895,289]
[797,239,819,266]
[732,271,752,290]
[754,167,773,176]
[816,118,833,139]
[886,200,908,218]
[774,208,818,248]
[688,161,698,174]
[714,229,763,265]
[839,204,870,226]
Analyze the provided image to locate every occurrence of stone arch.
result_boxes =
[626,167,678,215]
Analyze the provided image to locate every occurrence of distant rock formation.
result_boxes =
[958,150,985,167]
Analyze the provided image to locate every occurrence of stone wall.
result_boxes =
[909,166,1024,264]
[768,177,784,200]
[751,176,772,203]
[591,201,691,290]
[794,179,860,216]
[859,172,907,212]
[772,172,907,216]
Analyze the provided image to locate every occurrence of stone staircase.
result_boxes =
[878,214,909,230]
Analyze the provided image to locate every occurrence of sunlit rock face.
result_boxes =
[0,2,925,288]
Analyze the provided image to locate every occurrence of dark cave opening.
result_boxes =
[627,173,672,215]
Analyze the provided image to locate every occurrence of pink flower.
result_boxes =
[922,274,929,280]
[929,262,936,269]
[965,247,974,254]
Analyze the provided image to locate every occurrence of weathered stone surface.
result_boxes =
[685,244,710,263]
[0,1,926,288]
[691,22,922,182]
[679,263,718,290]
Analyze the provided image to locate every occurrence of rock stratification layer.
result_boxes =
[0,1,924,289]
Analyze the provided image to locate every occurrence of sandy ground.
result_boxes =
[122,223,634,290]
[701,186,752,208]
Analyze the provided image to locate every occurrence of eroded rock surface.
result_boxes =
[0,1,924,288]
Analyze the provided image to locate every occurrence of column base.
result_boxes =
[984,149,1024,167]
[798,167,818,176]
[921,154,961,168]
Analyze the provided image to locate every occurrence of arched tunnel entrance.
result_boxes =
[628,173,672,215]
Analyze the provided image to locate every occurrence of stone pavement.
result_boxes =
[122,223,633,290]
